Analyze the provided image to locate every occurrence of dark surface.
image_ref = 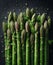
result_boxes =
[0,0,53,65]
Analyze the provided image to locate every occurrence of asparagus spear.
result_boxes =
[30,34,34,65]
[21,29,26,65]
[40,25,45,65]
[6,28,12,65]
[44,21,49,65]
[34,22,40,65]
[25,22,31,65]
[15,22,22,65]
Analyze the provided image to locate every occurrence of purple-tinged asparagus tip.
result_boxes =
[15,21,19,31]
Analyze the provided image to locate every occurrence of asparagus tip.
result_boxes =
[15,21,19,31]
[35,22,39,31]
[40,25,44,37]
[7,28,11,38]
[25,21,30,32]
[44,20,48,29]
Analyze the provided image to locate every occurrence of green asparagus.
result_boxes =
[40,25,45,65]
[21,29,26,65]
[25,22,31,65]
[34,22,40,65]
[44,21,49,65]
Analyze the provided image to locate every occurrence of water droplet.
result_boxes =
[25,3,28,6]
[1,51,3,53]
[1,40,3,43]
[19,9,21,11]
[2,45,4,47]
[13,9,15,12]
[4,16,7,19]
[0,35,2,38]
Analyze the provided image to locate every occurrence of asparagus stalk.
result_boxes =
[12,32,17,65]
[25,22,31,65]
[44,21,49,65]
[6,28,12,65]
[40,25,45,65]
[30,34,34,65]
[21,29,26,65]
[15,22,22,65]
[34,22,40,65]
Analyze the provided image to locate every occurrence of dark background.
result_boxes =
[0,0,53,65]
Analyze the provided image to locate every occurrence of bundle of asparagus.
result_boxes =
[2,8,51,65]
